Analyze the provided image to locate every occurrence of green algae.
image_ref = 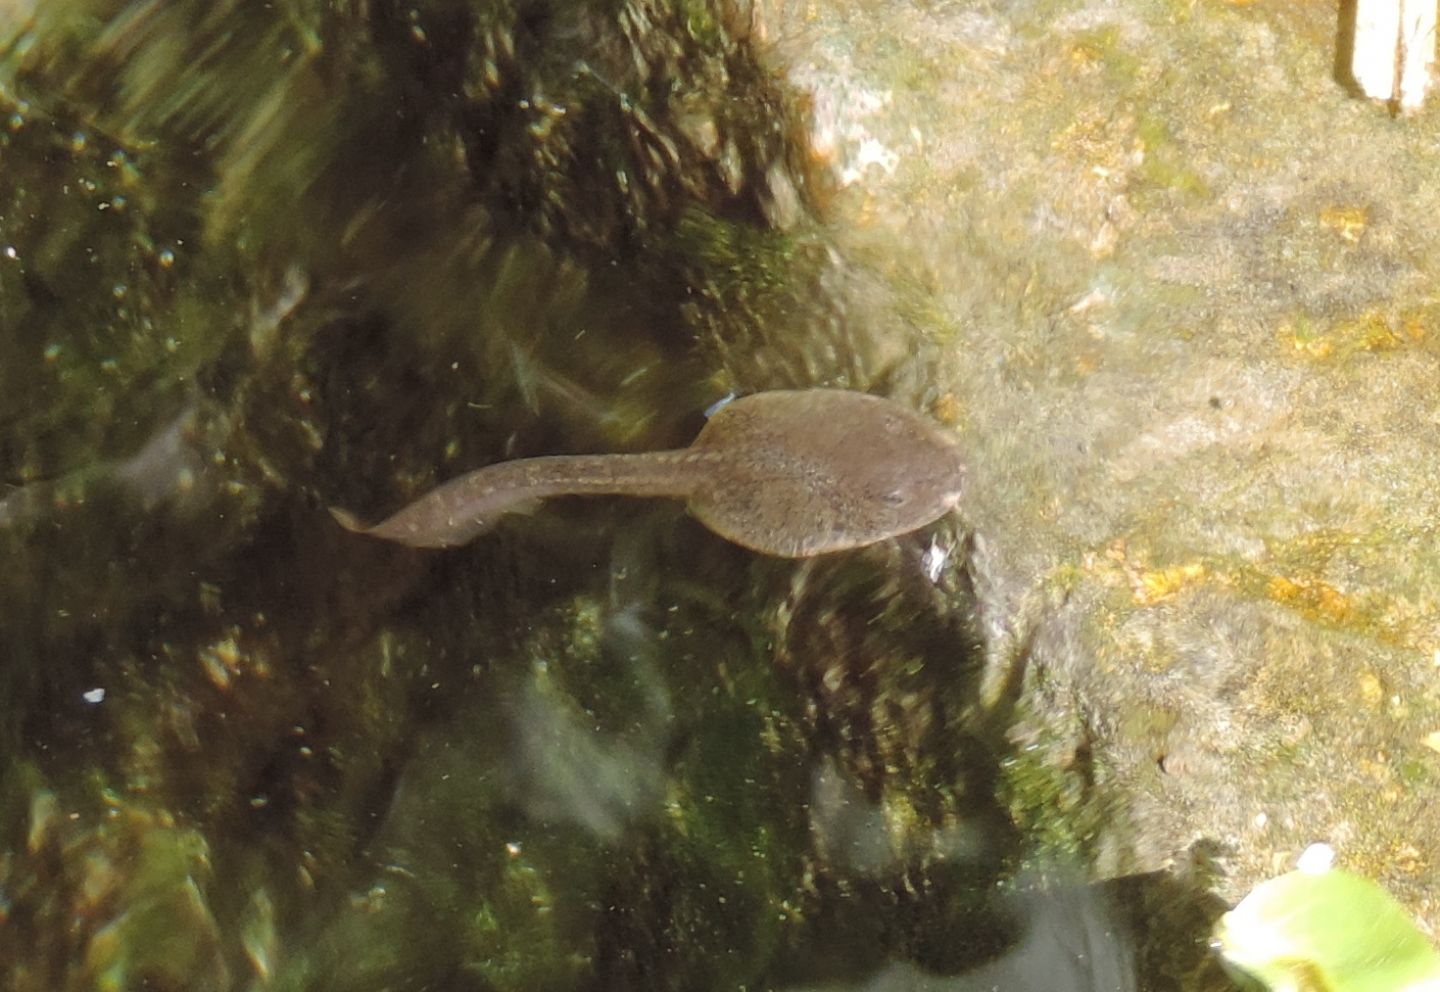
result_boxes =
[0,97,220,485]
[2,785,229,992]
[997,724,1111,867]
[1133,112,1210,203]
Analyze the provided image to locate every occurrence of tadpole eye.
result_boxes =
[883,489,907,507]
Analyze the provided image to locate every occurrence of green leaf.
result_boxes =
[1215,867,1440,992]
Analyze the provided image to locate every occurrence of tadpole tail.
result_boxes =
[328,488,543,549]
[331,450,719,550]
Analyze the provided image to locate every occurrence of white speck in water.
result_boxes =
[82,687,105,704]
[922,537,949,583]
[704,393,737,418]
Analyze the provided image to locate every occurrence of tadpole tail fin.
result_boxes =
[327,499,493,549]
[329,506,368,534]
[329,489,542,550]
[330,449,707,550]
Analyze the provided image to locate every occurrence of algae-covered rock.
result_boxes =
[757,0,1440,947]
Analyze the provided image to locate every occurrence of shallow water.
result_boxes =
[0,1,1286,988]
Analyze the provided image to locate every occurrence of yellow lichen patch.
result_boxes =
[1237,526,1433,648]
[1133,561,1207,605]
[1357,669,1385,709]
[1384,304,1433,343]
[1389,842,1427,875]
[1060,26,1138,79]
[1334,312,1404,352]
[1265,574,1355,624]
[1084,540,1211,606]
[1319,205,1368,244]
[1050,108,1117,155]
[1401,309,1429,341]
[929,391,963,426]
[1280,316,1332,357]
[1278,307,1419,359]
[1065,40,1103,72]
[1359,754,1395,786]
